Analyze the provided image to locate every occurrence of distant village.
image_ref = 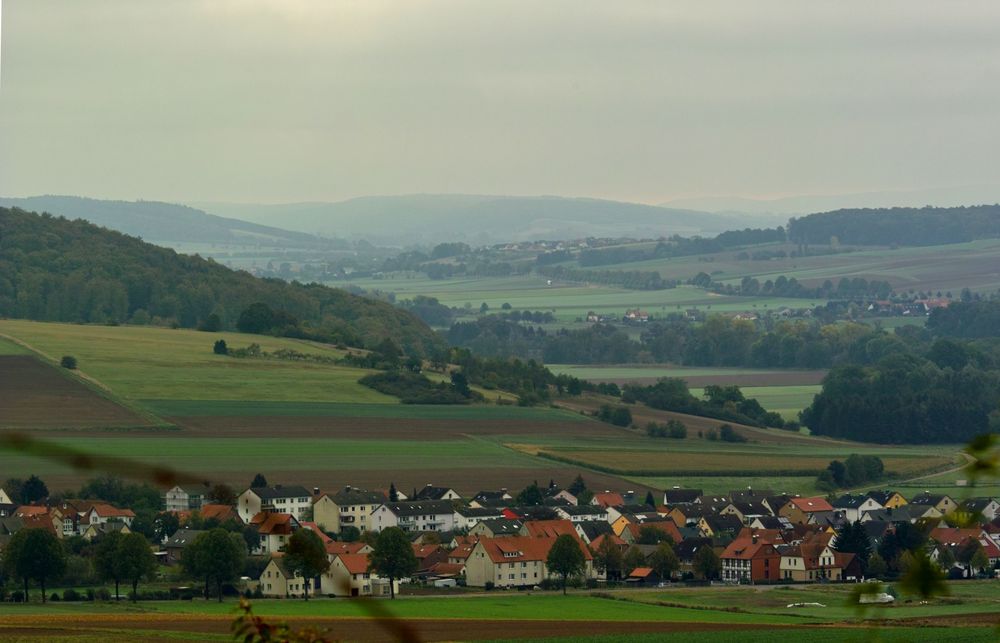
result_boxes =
[2,478,997,600]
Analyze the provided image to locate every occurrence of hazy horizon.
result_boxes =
[3,1,1000,205]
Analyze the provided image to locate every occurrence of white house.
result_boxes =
[238,485,313,523]
[312,487,387,534]
[371,500,457,533]
[163,485,208,513]
[832,494,883,524]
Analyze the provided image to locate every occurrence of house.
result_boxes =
[523,519,581,540]
[779,498,834,525]
[698,514,743,540]
[198,504,242,525]
[238,485,313,523]
[832,494,883,524]
[0,488,12,505]
[577,521,614,545]
[675,537,715,576]
[619,519,682,545]
[464,536,594,588]
[625,567,661,585]
[720,537,781,584]
[761,495,794,516]
[259,554,310,598]
[455,506,504,531]
[412,485,461,502]
[82,521,131,541]
[249,512,300,555]
[958,498,1000,523]
[866,490,908,509]
[162,529,204,564]
[325,541,372,556]
[748,516,793,532]
[313,487,387,534]
[591,492,626,508]
[623,309,650,323]
[371,500,457,533]
[555,505,607,523]
[80,503,135,531]
[322,553,397,597]
[909,493,958,516]
[163,485,208,513]
[470,518,524,538]
[720,500,769,525]
[469,490,513,508]
[780,540,849,582]
[905,504,944,522]
[664,488,702,506]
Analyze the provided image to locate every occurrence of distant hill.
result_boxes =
[0,195,335,248]
[193,194,741,244]
[0,207,444,355]
[662,184,1000,217]
[787,205,1000,246]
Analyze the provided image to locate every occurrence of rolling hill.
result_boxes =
[0,206,444,355]
[0,195,338,248]
[194,194,744,244]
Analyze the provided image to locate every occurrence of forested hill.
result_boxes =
[787,204,1000,246]
[0,196,333,248]
[0,207,444,355]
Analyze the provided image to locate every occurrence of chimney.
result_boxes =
[345,485,352,492]
[752,535,758,544]
[313,487,320,496]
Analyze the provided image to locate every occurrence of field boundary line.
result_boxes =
[0,330,173,429]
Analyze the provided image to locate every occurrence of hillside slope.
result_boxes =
[0,207,444,355]
[0,195,336,248]
[196,194,737,244]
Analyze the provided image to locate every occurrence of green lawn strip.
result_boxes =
[0,596,797,624]
[0,337,32,355]
[628,475,823,495]
[142,399,586,421]
[485,628,998,643]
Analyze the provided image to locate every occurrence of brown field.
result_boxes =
[170,415,622,440]
[0,614,808,642]
[0,356,150,429]
[537,449,954,476]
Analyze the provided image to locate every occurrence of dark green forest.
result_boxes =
[788,205,1000,246]
[0,207,444,355]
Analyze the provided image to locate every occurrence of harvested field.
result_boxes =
[0,356,150,429]
[171,415,617,440]
[535,448,953,477]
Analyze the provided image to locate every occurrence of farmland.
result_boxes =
[0,583,996,641]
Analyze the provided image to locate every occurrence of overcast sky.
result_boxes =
[2,0,999,204]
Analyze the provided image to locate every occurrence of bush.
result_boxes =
[484,581,495,591]
[62,589,81,602]
[60,355,77,369]
[96,588,111,601]
[213,339,229,355]
[86,588,96,601]
[50,592,61,602]
[10,591,24,603]
[667,420,687,439]
[718,424,746,443]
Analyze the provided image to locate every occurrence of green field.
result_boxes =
[0,320,392,405]
[548,365,811,380]
[690,385,821,420]
[344,275,824,323]
[0,584,996,642]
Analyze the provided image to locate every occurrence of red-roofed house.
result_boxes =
[591,492,626,508]
[321,553,396,597]
[780,498,834,525]
[465,536,595,588]
[721,537,781,583]
[325,541,372,556]
[199,504,241,524]
[250,512,300,555]
[620,519,683,546]
[523,519,579,539]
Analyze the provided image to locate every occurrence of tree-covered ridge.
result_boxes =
[0,207,444,355]
[788,205,1000,246]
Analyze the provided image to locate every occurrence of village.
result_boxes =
[1,477,997,601]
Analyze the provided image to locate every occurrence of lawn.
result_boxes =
[0,320,393,405]
[689,385,821,420]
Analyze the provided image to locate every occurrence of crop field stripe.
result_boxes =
[142,399,588,420]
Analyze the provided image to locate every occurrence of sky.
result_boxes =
[2,0,1000,205]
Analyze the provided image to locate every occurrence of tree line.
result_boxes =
[788,205,1000,247]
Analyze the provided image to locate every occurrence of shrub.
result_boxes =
[213,339,229,355]
[96,588,111,601]
[484,581,495,591]
[62,589,81,602]
[60,355,77,369]
[667,420,687,439]
[50,592,61,602]
[718,424,746,443]
[10,591,24,603]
